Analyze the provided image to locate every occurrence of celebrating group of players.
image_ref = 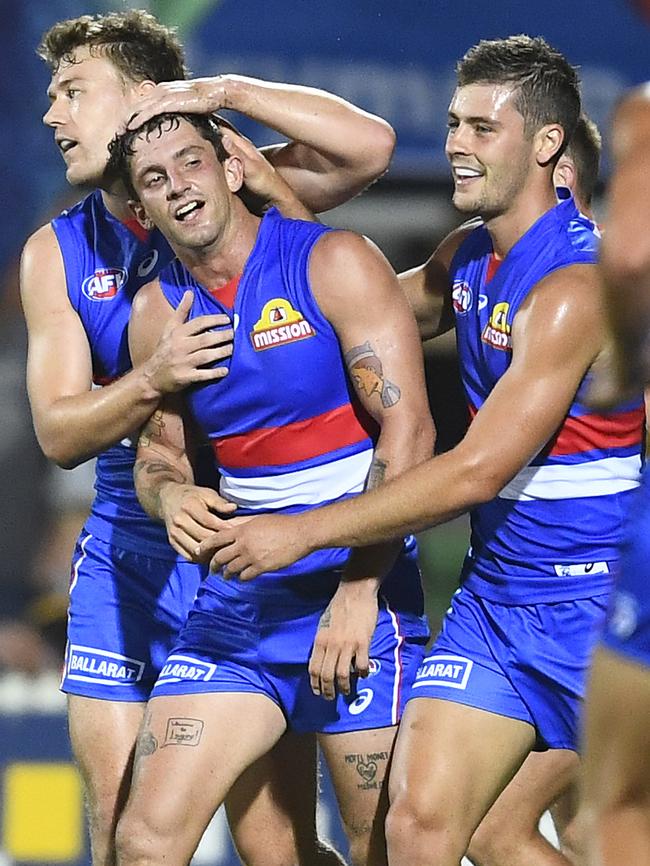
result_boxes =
[20,9,650,866]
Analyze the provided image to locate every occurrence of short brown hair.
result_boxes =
[38,9,186,84]
[457,35,581,160]
[564,114,602,206]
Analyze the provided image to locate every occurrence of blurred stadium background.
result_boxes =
[0,0,647,862]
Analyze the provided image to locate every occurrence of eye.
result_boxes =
[447,119,459,131]
[145,173,164,188]
[186,158,201,168]
[476,124,493,134]
[66,87,80,99]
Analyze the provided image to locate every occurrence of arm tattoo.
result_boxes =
[139,409,165,449]
[345,341,401,409]
[133,457,185,520]
[365,457,388,491]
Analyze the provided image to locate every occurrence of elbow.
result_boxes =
[360,119,396,182]
[456,448,505,507]
[37,430,87,470]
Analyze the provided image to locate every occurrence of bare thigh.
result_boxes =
[68,695,145,863]
[390,698,536,844]
[582,646,650,866]
[319,726,397,866]
[117,692,287,865]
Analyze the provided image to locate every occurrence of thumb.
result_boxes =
[174,290,194,322]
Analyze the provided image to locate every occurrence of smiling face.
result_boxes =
[44,46,145,187]
[128,118,241,254]
[445,82,534,219]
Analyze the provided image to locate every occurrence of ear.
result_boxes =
[135,79,157,97]
[223,153,245,194]
[129,200,154,231]
[535,123,564,166]
[553,157,576,192]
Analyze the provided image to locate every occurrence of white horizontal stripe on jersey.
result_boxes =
[498,454,641,502]
[219,448,373,510]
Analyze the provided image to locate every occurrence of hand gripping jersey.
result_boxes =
[158,208,425,613]
[52,190,177,556]
[451,197,644,604]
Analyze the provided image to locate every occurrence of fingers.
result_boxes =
[180,314,232,337]
[308,636,354,700]
[173,290,194,322]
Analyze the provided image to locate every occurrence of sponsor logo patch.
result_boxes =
[66,645,144,686]
[137,250,159,277]
[348,687,374,715]
[452,281,473,314]
[481,301,511,350]
[250,298,315,351]
[412,654,473,690]
[81,267,126,301]
[157,654,217,684]
[553,562,610,577]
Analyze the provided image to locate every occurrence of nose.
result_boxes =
[446,122,472,156]
[166,169,190,200]
[43,99,63,127]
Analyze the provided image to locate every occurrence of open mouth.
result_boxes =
[174,200,205,222]
[57,138,78,155]
[453,166,483,183]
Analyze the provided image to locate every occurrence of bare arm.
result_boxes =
[207,263,604,569]
[21,226,233,469]
[129,282,236,558]
[598,84,650,391]
[305,231,435,696]
[398,222,474,340]
[128,74,395,212]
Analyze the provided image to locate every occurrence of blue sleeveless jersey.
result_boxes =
[451,197,644,603]
[159,208,423,609]
[51,189,178,556]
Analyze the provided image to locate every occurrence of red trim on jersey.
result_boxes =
[543,405,645,456]
[122,218,149,243]
[208,275,240,309]
[213,403,376,468]
[93,374,118,386]
[485,253,502,284]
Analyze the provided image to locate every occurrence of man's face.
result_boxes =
[129,119,235,253]
[445,82,533,219]
[44,46,142,187]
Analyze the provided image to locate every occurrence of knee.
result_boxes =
[466,820,519,866]
[115,811,164,866]
[385,792,466,862]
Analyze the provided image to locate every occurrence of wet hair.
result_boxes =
[38,9,186,84]
[457,35,581,159]
[108,113,228,199]
[563,113,602,205]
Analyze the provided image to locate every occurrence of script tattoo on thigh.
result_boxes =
[163,717,205,747]
[344,750,390,791]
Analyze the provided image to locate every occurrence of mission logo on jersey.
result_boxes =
[250,298,315,351]
[481,301,512,350]
[81,267,127,301]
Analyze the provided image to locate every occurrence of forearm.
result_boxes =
[133,448,193,522]
[32,365,162,469]
[306,443,489,552]
[222,75,394,210]
[342,419,435,582]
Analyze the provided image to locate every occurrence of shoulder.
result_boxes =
[131,277,170,319]
[20,224,67,307]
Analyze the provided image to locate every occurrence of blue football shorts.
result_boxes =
[408,583,609,750]
[150,574,430,734]
[61,529,202,701]
[601,472,650,666]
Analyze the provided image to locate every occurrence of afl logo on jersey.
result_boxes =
[250,298,315,351]
[82,267,127,301]
[452,281,473,314]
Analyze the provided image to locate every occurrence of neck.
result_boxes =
[174,198,262,288]
[99,176,134,223]
[483,176,559,258]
